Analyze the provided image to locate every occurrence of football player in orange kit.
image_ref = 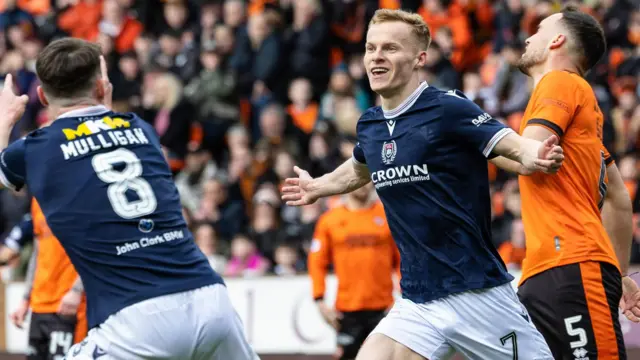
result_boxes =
[491,6,640,359]
[1,199,87,360]
[308,183,400,359]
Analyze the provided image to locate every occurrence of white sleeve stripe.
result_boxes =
[483,128,515,158]
[0,167,17,190]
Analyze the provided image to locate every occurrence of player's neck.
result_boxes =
[50,101,102,120]
[530,60,580,88]
[380,76,422,112]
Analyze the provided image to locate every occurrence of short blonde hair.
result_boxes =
[369,9,431,50]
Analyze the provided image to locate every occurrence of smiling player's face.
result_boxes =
[364,21,422,97]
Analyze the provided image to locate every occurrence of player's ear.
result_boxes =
[36,86,49,107]
[415,50,427,69]
[95,77,105,102]
[549,34,566,50]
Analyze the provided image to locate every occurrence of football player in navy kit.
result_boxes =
[0,38,257,360]
[282,9,559,360]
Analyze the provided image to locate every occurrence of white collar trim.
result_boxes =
[382,81,429,119]
[57,105,110,120]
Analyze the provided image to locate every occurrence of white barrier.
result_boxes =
[6,272,524,354]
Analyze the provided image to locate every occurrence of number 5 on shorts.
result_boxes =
[564,315,588,348]
[500,331,518,360]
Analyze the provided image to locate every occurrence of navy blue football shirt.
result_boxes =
[352,82,514,303]
[0,105,223,328]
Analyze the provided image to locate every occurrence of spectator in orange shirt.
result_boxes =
[87,0,143,54]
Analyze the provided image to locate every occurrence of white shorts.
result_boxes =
[64,284,259,360]
[370,283,553,360]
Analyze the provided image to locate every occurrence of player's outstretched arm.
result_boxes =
[492,132,564,174]
[281,159,371,206]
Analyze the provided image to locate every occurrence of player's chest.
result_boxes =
[358,119,451,186]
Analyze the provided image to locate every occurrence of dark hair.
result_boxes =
[35,37,102,100]
[559,6,606,73]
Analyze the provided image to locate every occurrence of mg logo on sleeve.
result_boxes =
[381,140,397,165]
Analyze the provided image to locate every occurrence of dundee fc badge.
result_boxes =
[381,140,397,165]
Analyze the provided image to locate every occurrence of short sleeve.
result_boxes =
[0,138,27,191]
[442,90,514,158]
[3,213,33,252]
[602,143,614,166]
[524,72,579,137]
[352,142,367,165]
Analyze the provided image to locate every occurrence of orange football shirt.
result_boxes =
[308,201,400,312]
[518,70,619,285]
[30,199,88,342]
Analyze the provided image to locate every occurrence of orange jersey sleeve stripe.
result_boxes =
[579,262,620,359]
[527,118,565,137]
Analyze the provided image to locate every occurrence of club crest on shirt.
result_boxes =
[381,140,397,165]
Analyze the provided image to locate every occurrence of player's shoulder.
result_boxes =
[436,88,488,121]
[358,106,383,123]
[537,70,589,94]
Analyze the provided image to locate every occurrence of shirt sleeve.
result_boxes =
[307,214,332,301]
[442,90,514,158]
[524,72,580,138]
[0,138,27,191]
[602,143,614,166]
[3,213,33,252]
[352,141,367,165]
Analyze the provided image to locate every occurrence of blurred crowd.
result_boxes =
[0,0,638,279]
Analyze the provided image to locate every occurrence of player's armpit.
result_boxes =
[601,163,633,275]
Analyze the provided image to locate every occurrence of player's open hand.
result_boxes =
[0,74,29,129]
[317,302,342,330]
[281,166,319,206]
[9,298,29,329]
[534,135,564,174]
[99,55,113,109]
[620,276,640,322]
